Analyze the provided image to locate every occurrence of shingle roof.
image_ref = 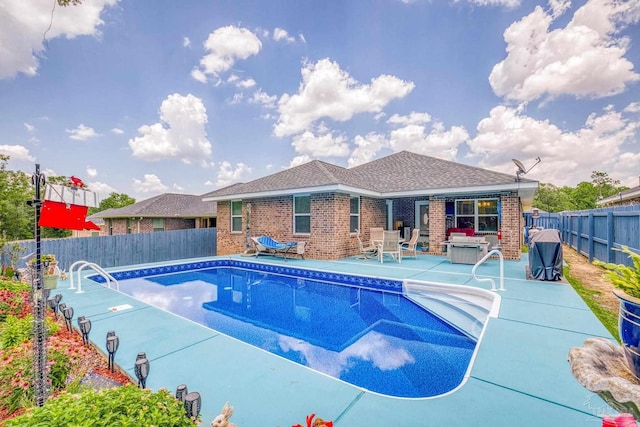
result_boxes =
[92,193,216,218]
[203,150,536,200]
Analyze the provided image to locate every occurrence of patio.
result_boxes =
[53,252,617,426]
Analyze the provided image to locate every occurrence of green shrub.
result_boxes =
[594,245,640,299]
[0,315,32,349]
[5,385,199,426]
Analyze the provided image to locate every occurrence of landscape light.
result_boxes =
[78,317,92,346]
[175,384,188,402]
[62,306,74,331]
[106,334,119,373]
[134,357,150,388]
[183,392,201,419]
[46,297,58,319]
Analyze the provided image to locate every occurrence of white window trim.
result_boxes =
[231,200,243,233]
[455,198,499,232]
[350,196,360,233]
[293,194,311,235]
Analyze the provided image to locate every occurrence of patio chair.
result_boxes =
[369,227,384,246]
[400,228,420,258]
[377,230,402,263]
[355,229,377,260]
[251,236,301,259]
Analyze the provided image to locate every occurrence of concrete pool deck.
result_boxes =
[53,253,619,426]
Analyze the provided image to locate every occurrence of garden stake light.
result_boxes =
[62,306,74,331]
[106,334,119,373]
[134,356,150,388]
[183,391,201,419]
[78,317,92,346]
[176,384,188,402]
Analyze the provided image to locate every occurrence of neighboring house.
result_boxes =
[92,193,217,235]
[202,151,538,260]
[71,215,105,238]
[596,177,640,207]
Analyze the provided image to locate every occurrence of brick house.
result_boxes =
[92,193,216,235]
[203,151,538,260]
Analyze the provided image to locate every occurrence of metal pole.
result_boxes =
[30,164,48,406]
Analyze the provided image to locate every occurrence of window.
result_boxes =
[152,218,165,232]
[350,196,360,233]
[294,195,311,234]
[231,200,242,232]
[455,199,499,232]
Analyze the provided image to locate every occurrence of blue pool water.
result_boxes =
[93,261,477,398]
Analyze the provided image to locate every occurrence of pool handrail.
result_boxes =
[471,249,505,291]
[68,260,119,293]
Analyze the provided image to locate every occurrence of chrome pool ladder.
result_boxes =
[68,260,119,294]
[471,249,505,291]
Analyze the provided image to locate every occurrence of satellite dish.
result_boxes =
[513,157,541,180]
[512,159,527,175]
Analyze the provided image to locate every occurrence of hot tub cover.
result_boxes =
[528,229,563,281]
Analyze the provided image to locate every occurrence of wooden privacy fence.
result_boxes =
[525,206,640,266]
[4,228,217,271]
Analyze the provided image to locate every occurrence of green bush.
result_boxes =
[5,385,199,426]
[594,245,640,299]
[0,315,31,349]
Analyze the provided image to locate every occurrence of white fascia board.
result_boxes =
[202,181,538,202]
[597,188,640,206]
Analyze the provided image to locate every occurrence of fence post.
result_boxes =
[607,212,614,263]
[587,212,594,262]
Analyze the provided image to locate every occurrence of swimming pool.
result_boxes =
[90,259,495,398]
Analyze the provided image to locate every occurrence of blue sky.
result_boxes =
[1,0,639,201]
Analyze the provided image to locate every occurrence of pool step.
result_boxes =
[403,281,498,340]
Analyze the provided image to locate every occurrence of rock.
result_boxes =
[569,338,640,419]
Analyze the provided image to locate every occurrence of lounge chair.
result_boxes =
[377,230,402,263]
[400,228,420,258]
[251,236,305,259]
[355,229,377,260]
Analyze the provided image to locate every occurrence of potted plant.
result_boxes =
[28,254,59,289]
[594,245,640,380]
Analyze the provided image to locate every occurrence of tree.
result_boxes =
[0,155,33,240]
[90,192,136,214]
[532,183,573,212]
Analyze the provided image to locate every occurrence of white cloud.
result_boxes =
[387,111,432,126]
[465,0,520,8]
[215,161,252,187]
[0,0,117,79]
[489,0,640,103]
[287,155,312,169]
[132,174,169,193]
[86,166,97,178]
[467,105,639,186]
[250,89,277,109]
[274,58,415,137]
[128,93,212,164]
[237,78,256,89]
[24,123,35,132]
[273,27,295,43]
[291,130,350,158]
[85,181,116,198]
[348,132,388,167]
[66,124,99,141]
[183,37,191,47]
[388,122,468,161]
[111,127,124,134]
[192,25,262,83]
[0,144,36,162]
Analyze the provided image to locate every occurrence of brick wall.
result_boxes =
[105,217,197,235]
[216,192,523,261]
[500,193,521,260]
[429,198,446,254]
